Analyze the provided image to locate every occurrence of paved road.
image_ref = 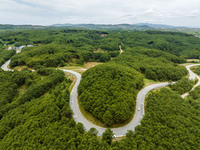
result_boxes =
[1,50,21,71]
[61,70,172,136]
[1,60,12,71]
[1,52,200,136]
[181,64,200,98]
[65,65,199,136]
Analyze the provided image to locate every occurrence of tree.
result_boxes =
[99,53,111,62]
[102,129,114,145]
[88,127,98,136]
[76,122,85,134]
[102,111,113,126]
[60,60,65,67]
[126,130,134,139]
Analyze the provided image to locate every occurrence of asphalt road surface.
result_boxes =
[1,60,11,71]
[60,71,171,136]
[1,54,200,136]
[181,64,200,98]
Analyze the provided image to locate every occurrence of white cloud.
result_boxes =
[0,0,200,27]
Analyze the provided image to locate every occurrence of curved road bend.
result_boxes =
[1,50,21,71]
[1,55,200,136]
[1,59,171,136]
[62,72,171,136]
[54,64,200,136]
[56,73,172,136]
[1,60,12,71]
[182,64,200,98]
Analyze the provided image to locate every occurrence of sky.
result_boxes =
[1,0,200,27]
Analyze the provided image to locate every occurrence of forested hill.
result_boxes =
[1,29,195,81]
[1,29,200,58]
[1,30,200,65]
[78,63,144,126]
[78,46,188,126]
[111,47,187,81]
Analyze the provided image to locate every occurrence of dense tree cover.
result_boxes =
[112,47,188,81]
[0,67,98,149]
[121,30,200,58]
[102,129,114,145]
[111,88,200,150]
[188,66,200,102]
[0,29,108,48]
[170,77,195,94]
[188,86,200,101]
[78,63,144,126]
[0,68,65,120]
[0,38,16,66]
[0,66,117,149]
[10,44,74,68]
[0,71,101,149]
[2,29,121,67]
[1,67,200,149]
[1,29,200,149]
[191,65,200,75]
[0,48,15,66]
[1,29,200,69]
[9,43,116,68]
[0,70,18,109]
[188,65,200,93]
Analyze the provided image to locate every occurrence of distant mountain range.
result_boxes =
[134,23,175,29]
[51,23,200,33]
[51,23,174,29]
[1,23,200,33]
[0,24,45,30]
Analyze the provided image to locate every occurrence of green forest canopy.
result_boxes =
[1,29,193,127]
[111,47,188,81]
[0,29,200,149]
[112,88,200,150]
[1,29,200,68]
[78,63,144,126]
[0,68,199,149]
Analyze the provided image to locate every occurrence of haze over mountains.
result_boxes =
[1,23,200,33]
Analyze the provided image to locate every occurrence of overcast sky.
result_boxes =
[1,0,200,27]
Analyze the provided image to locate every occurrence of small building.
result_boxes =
[27,45,34,47]
[7,47,13,50]
[19,45,26,49]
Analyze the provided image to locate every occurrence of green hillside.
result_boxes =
[78,63,144,126]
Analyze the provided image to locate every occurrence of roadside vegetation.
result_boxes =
[113,88,200,150]
[170,77,195,94]
[0,48,15,66]
[112,47,187,81]
[191,65,200,75]
[0,68,66,118]
[1,67,199,149]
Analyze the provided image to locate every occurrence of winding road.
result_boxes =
[1,51,200,137]
[181,64,200,98]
